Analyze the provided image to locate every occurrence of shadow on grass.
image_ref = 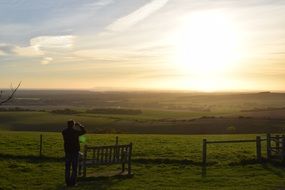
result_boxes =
[228,158,263,166]
[203,159,285,178]
[228,158,285,168]
[3,153,278,169]
[56,174,133,190]
[228,159,285,177]
[133,158,205,166]
[0,153,209,166]
[262,163,284,177]
[0,153,63,163]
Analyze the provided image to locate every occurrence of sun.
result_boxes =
[173,10,242,90]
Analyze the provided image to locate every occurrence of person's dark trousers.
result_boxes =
[65,152,79,186]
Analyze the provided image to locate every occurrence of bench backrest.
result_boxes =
[83,143,132,165]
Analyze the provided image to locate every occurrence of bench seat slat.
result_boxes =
[85,160,128,166]
[86,145,130,149]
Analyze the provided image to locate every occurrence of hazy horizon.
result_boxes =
[1,1,285,92]
[2,87,284,94]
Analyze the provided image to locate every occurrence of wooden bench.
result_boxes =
[78,143,133,177]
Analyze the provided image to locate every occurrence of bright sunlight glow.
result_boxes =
[173,10,243,91]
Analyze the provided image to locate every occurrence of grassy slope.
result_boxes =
[1,132,285,189]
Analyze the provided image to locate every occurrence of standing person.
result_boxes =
[62,120,86,187]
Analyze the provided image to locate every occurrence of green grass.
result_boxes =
[1,132,285,189]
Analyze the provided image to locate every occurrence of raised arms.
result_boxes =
[75,122,86,136]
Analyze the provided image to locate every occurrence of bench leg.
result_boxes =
[127,161,131,176]
[122,163,125,173]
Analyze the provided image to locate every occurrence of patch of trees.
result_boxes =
[49,108,142,115]
[241,107,285,112]
[86,108,142,115]
[51,108,80,115]
[0,107,36,112]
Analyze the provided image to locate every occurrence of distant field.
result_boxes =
[1,90,285,134]
[6,90,285,112]
[1,109,285,134]
[1,132,285,190]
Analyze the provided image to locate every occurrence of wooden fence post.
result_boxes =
[266,133,271,160]
[39,134,43,157]
[281,136,285,163]
[83,145,88,177]
[128,143,132,176]
[256,136,261,162]
[115,136,119,161]
[276,135,280,153]
[202,139,207,176]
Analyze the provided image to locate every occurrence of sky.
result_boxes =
[0,0,285,91]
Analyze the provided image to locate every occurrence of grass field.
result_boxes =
[1,131,285,190]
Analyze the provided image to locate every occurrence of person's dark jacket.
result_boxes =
[62,124,86,154]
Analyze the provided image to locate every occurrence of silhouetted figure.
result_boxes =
[62,120,86,187]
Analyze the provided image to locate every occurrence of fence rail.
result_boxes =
[202,136,263,176]
[205,139,265,144]
[202,134,285,177]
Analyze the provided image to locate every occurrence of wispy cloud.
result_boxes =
[30,35,75,64]
[1,35,76,65]
[30,35,75,51]
[13,45,43,57]
[106,0,168,32]
[82,0,114,10]
[41,57,53,65]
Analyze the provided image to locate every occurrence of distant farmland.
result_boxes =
[1,90,285,134]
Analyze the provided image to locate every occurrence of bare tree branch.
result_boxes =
[0,82,21,106]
